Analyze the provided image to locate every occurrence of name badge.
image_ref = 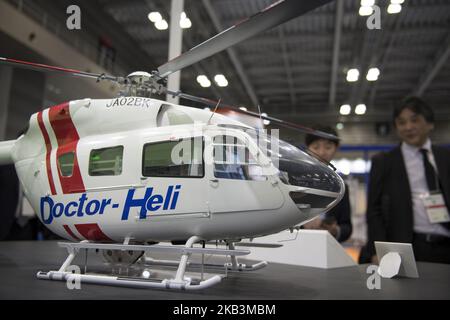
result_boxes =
[422,192,450,224]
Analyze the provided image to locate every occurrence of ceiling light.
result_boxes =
[261,113,270,125]
[355,104,367,115]
[360,0,375,6]
[387,4,402,14]
[366,67,380,81]
[197,75,208,83]
[180,18,192,29]
[199,80,211,88]
[154,19,168,30]
[179,12,192,29]
[196,75,211,88]
[239,107,247,111]
[359,6,373,16]
[346,68,360,82]
[336,123,344,130]
[148,12,162,23]
[214,74,228,87]
[340,104,351,115]
[390,0,404,4]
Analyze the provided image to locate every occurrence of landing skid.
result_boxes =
[37,237,267,290]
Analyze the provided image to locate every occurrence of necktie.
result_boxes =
[420,149,438,192]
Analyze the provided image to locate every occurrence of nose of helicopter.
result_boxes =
[275,139,345,215]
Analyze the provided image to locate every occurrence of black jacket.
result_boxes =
[366,145,450,255]
[326,183,352,242]
[0,165,19,240]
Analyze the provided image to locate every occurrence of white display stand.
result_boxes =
[375,241,419,278]
[239,229,357,269]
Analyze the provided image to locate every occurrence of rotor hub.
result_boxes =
[119,71,166,98]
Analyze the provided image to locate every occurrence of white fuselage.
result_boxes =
[9,97,344,243]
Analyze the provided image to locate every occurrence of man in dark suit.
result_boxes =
[303,125,353,243]
[0,164,61,240]
[0,164,19,240]
[365,97,450,264]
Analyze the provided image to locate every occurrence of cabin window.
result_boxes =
[89,146,123,176]
[142,137,204,177]
[58,152,75,177]
[213,135,265,181]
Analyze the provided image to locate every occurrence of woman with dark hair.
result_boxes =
[302,125,353,243]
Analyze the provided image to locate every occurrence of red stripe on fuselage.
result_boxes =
[48,102,85,194]
[63,224,81,241]
[74,223,113,242]
[37,111,57,195]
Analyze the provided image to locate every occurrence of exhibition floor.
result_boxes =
[0,241,449,299]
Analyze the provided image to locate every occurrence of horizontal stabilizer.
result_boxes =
[0,140,15,165]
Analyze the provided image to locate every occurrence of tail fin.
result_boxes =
[0,140,15,165]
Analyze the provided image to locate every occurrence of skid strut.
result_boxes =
[37,237,265,290]
[226,241,268,271]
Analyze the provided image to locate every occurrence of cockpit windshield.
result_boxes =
[217,124,343,193]
[275,138,342,193]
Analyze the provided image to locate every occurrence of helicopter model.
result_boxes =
[0,0,342,290]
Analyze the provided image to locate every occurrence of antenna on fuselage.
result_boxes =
[257,104,263,127]
[207,98,222,125]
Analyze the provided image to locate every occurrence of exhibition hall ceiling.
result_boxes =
[9,0,450,124]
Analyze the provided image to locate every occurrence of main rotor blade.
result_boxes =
[0,57,120,82]
[166,89,220,106]
[157,0,333,78]
[165,89,339,141]
[219,105,339,141]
